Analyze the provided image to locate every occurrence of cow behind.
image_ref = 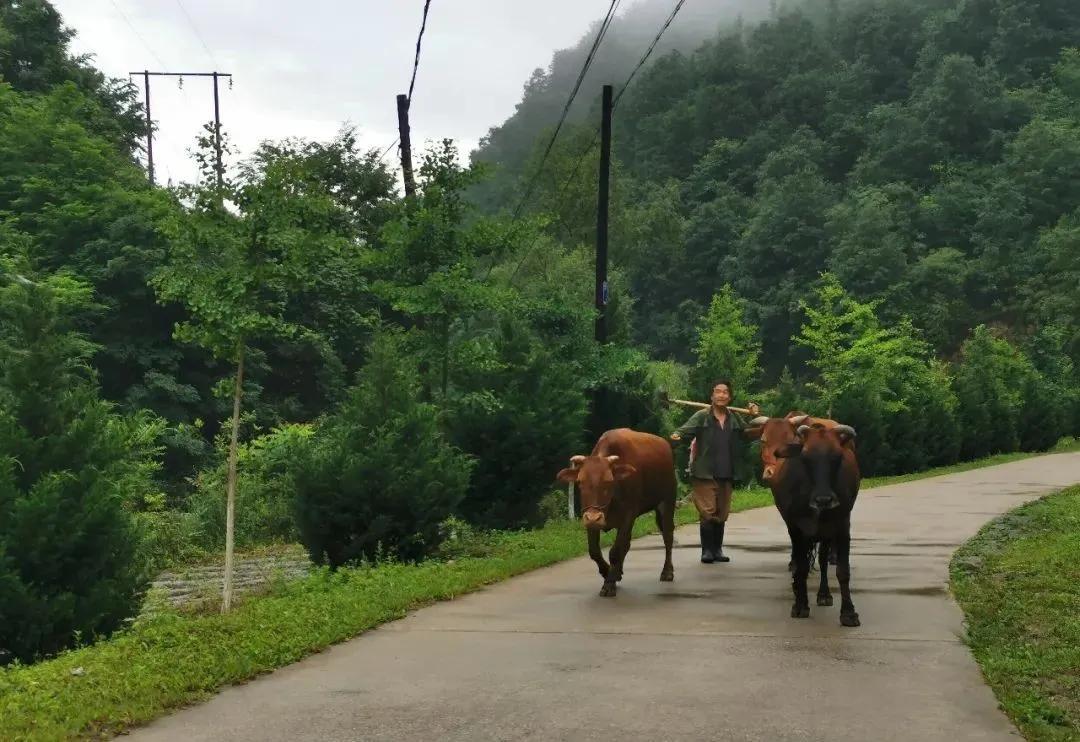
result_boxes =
[747,416,862,626]
[556,429,676,597]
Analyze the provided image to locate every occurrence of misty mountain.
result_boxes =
[468,0,769,205]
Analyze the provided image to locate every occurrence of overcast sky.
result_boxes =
[52,0,624,186]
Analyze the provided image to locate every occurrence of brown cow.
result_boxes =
[556,429,676,597]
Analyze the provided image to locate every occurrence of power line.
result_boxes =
[109,0,168,70]
[508,0,689,284]
[407,0,433,102]
[378,138,400,162]
[173,0,219,67]
[510,0,622,220]
[613,0,688,109]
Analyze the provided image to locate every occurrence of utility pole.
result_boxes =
[590,84,614,444]
[212,71,225,189]
[595,84,613,345]
[396,94,417,198]
[140,71,154,185]
[128,70,232,187]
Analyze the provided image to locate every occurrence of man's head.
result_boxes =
[710,379,733,410]
[556,455,637,530]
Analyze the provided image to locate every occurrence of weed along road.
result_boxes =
[129,453,1080,742]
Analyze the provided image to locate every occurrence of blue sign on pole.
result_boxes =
[601,280,609,305]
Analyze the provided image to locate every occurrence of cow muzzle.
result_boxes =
[762,465,776,482]
[581,509,606,530]
[810,492,840,512]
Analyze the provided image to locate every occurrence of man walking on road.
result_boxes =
[670,380,759,564]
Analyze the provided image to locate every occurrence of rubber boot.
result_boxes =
[714,521,731,563]
[699,522,715,563]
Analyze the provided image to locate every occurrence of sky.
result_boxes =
[52,0,625,187]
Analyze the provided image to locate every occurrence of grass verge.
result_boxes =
[950,486,1080,741]
[3,443,1077,740]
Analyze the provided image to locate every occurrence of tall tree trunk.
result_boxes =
[222,343,245,613]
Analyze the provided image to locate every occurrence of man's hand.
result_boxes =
[669,432,682,442]
[747,402,761,416]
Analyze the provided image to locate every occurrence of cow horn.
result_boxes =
[605,455,620,464]
[797,425,810,437]
[569,455,586,468]
[834,424,856,439]
[789,414,810,426]
[750,416,769,427]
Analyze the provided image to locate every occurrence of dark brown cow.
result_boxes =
[556,429,676,597]
[745,416,862,625]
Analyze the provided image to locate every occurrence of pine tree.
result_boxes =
[0,260,159,664]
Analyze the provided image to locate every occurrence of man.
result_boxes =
[670,380,759,563]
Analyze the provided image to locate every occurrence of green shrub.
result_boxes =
[448,316,587,529]
[187,423,312,551]
[0,268,160,665]
[293,333,472,567]
[953,326,1053,459]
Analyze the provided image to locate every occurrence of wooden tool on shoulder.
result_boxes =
[658,390,756,416]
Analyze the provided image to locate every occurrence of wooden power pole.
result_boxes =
[397,94,417,198]
[590,84,614,444]
[595,84,613,345]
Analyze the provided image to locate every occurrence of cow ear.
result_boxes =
[556,468,578,483]
[612,463,637,481]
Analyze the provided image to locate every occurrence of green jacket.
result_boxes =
[672,408,752,483]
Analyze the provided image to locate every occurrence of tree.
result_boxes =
[0,258,160,664]
[691,284,761,394]
[151,129,349,611]
[952,326,1026,459]
[794,274,947,474]
[293,332,472,566]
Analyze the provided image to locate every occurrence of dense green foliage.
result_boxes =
[952,486,1080,740]
[477,0,1080,367]
[0,262,158,665]
[293,333,473,566]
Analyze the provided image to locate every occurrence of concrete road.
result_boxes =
[129,453,1080,742]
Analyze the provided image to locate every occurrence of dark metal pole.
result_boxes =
[595,84,613,345]
[212,71,223,189]
[143,70,154,185]
[397,94,417,198]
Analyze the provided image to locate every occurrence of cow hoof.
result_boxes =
[840,612,861,627]
[791,604,810,619]
[599,584,617,598]
[659,569,674,582]
[817,594,834,607]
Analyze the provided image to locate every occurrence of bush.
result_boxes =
[954,328,1054,462]
[293,333,472,567]
[0,269,160,664]
[187,423,312,551]
[448,317,587,529]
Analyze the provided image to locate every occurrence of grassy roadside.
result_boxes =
[950,486,1080,741]
[2,444,1077,741]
